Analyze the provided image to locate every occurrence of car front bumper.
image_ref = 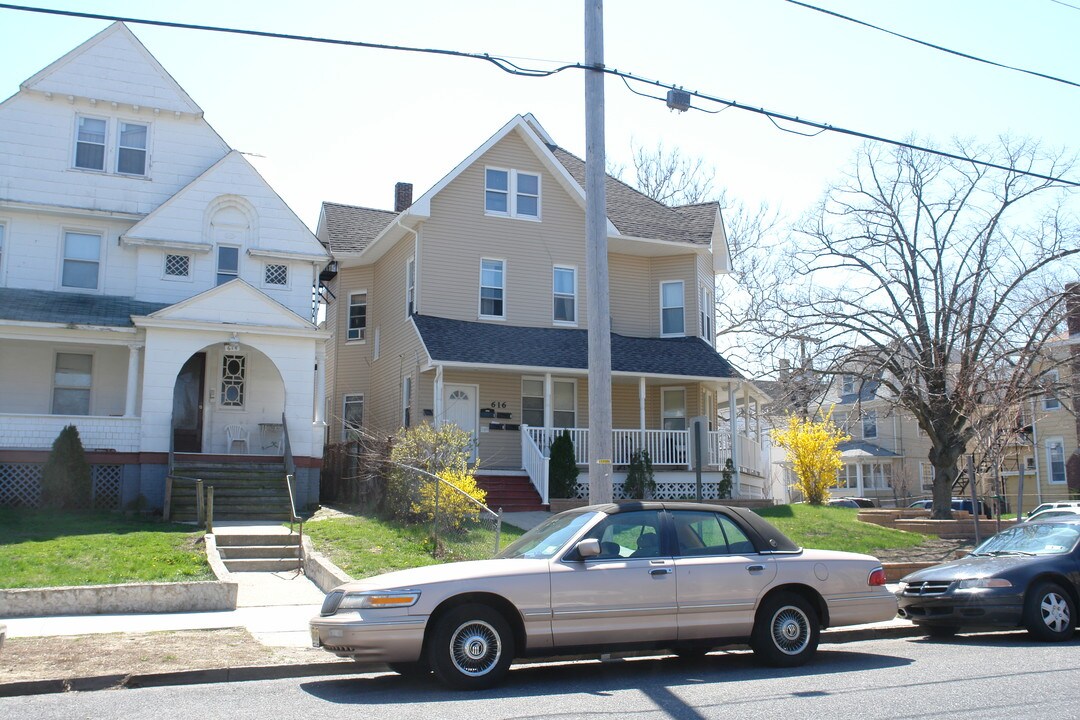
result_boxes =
[896,588,1024,628]
[309,611,428,663]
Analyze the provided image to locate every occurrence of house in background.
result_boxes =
[318,114,771,508]
[0,23,330,513]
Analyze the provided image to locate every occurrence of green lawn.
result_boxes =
[0,509,213,589]
[305,514,524,580]
[755,504,930,555]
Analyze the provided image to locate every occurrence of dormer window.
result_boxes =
[485,168,540,219]
[841,374,855,396]
[75,116,106,171]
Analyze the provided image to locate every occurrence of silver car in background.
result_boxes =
[311,502,897,689]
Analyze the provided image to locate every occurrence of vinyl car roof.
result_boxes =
[579,501,801,553]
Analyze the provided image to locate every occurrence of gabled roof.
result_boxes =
[141,279,314,329]
[20,22,201,115]
[839,379,882,404]
[412,314,742,379]
[319,202,397,255]
[838,440,899,458]
[0,288,168,327]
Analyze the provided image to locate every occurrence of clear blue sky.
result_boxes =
[1,1,1077,228]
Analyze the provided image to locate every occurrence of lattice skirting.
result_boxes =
[0,463,123,509]
[571,481,733,501]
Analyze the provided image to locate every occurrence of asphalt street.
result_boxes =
[3,632,1077,720]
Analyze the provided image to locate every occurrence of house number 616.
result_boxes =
[490,401,507,409]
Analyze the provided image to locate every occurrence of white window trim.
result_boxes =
[660,280,685,337]
[261,261,291,290]
[479,257,507,321]
[1046,437,1066,484]
[699,284,713,344]
[373,326,381,361]
[841,374,855,396]
[216,245,241,286]
[552,264,578,326]
[162,252,193,282]
[0,220,6,284]
[51,349,94,416]
[115,120,150,177]
[919,462,934,490]
[405,257,416,318]
[59,227,104,293]
[521,376,545,427]
[347,290,368,343]
[402,375,413,428]
[342,393,364,441]
[862,409,878,439]
[660,385,688,429]
[72,114,108,173]
[552,377,578,428]
[1043,370,1061,411]
[484,166,541,221]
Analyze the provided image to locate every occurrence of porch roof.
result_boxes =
[413,314,743,379]
[0,288,169,327]
[838,440,899,458]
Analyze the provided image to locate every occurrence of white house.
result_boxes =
[0,23,330,511]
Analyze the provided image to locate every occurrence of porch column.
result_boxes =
[856,462,864,496]
[543,373,553,447]
[433,365,444,426]
[638,377,646,446]
[124,343,143,418]
[313,344,326,425]
[728,382,741,497]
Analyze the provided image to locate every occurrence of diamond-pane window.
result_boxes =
[265,263,288,286]
[221,354,246,408]
[165,254,190,277]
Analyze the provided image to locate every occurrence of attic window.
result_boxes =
[164,253,190,278]
[485,168,540,220]
[75,116,107,171]
[117,122,148,175]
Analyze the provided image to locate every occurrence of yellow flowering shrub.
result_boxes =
[771,411,849,505]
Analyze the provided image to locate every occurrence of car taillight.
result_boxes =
[868,567,887,586]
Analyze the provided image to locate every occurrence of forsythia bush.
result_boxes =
[411,468,487,533]
[771,412,849,505]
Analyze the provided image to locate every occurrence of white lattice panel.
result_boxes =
[570,481,727,501]
[0,463,43,507]
[92,464,123,509]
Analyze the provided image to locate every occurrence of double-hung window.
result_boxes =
[348,292,367,341]
[553,265,577,324]
[53,352,92,415]
[522,378,544,427]
[62,231,101,290]
[841,374,855,396]
[343,394,364,441]
[217,246,239,285]
[660,280,684,336]
[405,258,416,316]
[1044,370,1061,411]
[75,116,107,170]
[521,377,576,427]
[699,284,713,342]
[485,168,540,219]
[661,387,687,430]
[480,258,505,319]
[117,122,148,175]
[1047,438,1066,484]
[862,409,878,439]
[402,376,412,428]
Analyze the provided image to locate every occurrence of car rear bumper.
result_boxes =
[896,590,1024,627]
[826,591,899,627]
[309,613,427,663]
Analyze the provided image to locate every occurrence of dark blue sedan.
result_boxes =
[896,517,1080,641]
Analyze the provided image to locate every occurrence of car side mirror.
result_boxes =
[574,538,601,559]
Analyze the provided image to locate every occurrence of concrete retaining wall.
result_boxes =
[0,580,238,619]
[301,535,352,593]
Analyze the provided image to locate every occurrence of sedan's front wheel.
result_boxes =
[428,604,515,690]
[1024,582,1076,642]
[751,592,820,667]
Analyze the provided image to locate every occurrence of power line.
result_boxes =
[1049,0,1080,12]
[785,0,1080,90]
[2,2,1077,188]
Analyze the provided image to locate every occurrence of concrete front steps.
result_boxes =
[169,461,292,522]
[215,532,302,573]
[476,473,547,513]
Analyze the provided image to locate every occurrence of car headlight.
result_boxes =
[338,590,421,609]
[956,578,1012,590]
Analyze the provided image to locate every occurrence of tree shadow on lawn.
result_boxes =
[0,507,199,545]
[301,647,912,706]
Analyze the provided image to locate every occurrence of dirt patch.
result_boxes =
[873,537,973,564]
[0,629,340,685]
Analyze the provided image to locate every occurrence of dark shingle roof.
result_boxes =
[321,201,397,254]
[549,147,716,245]
[838,440,898,458]
[412,314,742,379]
[0,288,169,326]
[839,379,881,404]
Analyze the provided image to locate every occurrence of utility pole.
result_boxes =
[584,0,613,504]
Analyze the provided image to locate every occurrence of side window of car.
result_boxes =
[585,510,664,559]
[673,511,757,556]
[717,514,756,555]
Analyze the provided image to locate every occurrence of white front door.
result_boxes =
[443,383,479,461]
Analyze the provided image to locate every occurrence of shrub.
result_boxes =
[771,411,849,505]
[718,458,734,499]
[548,430,579,499]
[623,449,656,499]
[411,468,487,533]
[40,424,92,510]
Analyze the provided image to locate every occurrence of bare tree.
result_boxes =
[760,139,1078,518]
[625,140,716,206]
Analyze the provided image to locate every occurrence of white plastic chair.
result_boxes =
[225,425,249,454]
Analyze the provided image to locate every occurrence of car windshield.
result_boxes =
[498,511,597,559]
[971,523,1080,557]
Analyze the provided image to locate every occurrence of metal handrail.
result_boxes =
[286,473,304,574]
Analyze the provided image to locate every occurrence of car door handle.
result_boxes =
[746,564,765,573]
[650,568,672,576]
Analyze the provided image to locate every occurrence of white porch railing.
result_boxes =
[0,414,141,452]
[738,434,763,476]
[520,425,550,503]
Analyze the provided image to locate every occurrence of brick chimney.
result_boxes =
[394,182,413,213]
[1066,282,1080,337]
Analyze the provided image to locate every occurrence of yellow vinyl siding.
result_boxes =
[325,266,375,440]
[652,254,697,336]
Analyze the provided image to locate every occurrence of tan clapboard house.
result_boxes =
[317,115,770,508]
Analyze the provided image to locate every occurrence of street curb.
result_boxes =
[0,623,924,697]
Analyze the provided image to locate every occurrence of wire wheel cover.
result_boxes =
[449,619,502,676]
[1040,591,1071,634]
[770,605,811,655]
